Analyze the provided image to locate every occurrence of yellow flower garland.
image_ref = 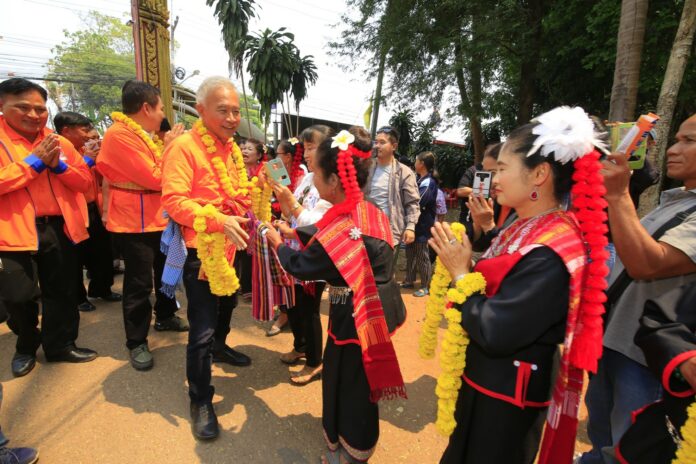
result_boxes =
[418,222,487,436]
[673,400,696,463]
[194,119,255,198]
[192,119,254,296]
[111,111,161,160]
[193,204,240,296]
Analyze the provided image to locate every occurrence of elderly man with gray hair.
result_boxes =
[161,76,251,440]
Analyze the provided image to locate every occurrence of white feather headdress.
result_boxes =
[526,106,608,164]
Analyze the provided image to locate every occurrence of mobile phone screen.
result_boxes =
[472,171,492,199]
[266,158,291,186]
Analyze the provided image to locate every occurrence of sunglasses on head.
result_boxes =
[377,127,394,135]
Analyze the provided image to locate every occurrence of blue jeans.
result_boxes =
[605,243,617,273]
[579,348,662,463]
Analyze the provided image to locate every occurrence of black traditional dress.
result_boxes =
[277,201,406,462]
[441,211,592,464]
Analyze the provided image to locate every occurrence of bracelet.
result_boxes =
[290,202,301,212]
[452,273,468,284]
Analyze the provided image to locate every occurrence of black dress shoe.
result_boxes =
[11,353,36,378]
[190,402,219,440]
[154,315,189,332]
[89,291,122,302]
[77,300,96,312]
[213,346,251,367]
[45,345,97,363]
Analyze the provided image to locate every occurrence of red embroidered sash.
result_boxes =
[315,201,406,402]
[476,211,596,464]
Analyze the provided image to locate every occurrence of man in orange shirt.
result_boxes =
[54,112,121,312]
[0,78,97,378]
[98,80,187,371]
[162,76,250,440]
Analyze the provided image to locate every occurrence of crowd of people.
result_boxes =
[0,73,694,464]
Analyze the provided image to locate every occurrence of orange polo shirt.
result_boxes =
[0,116,91,251]
[97,120,166,233]
[161,130,249,249]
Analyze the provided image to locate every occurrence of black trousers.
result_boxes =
[0,217,80,355]
[183,248,237,404]
[76,202,114,300]
[237,250,252,295]
[287,282,326,367]
[112,231,177,349]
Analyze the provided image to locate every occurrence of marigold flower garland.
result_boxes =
[193,119,258,296]
[111,111,161,160]
[418,222,487,436]
[193,204,240,296]
[674,401,696,463]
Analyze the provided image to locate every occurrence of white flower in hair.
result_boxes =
[288,137,299,145]
[527,106,607,164]
[331,130,355,151]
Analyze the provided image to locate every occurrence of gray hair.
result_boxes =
[196,76,238,104]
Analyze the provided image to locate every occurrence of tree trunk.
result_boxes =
[454,21,485,164]
[639,0,696,214]
[370,47,387,139]
[608,0,649,122]
[516,0,544,124]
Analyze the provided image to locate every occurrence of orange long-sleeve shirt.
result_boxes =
[161,130,249,249]
[97,120,166,233]
[0,116,91,251]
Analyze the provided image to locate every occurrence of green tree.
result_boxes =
[389,109,414,157]
[245,28,298,134]
[289,53,318,136]
[46,11,135,124]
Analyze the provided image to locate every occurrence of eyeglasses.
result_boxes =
[376,127,394,135]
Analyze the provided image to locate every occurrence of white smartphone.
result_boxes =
[472,171,492,199]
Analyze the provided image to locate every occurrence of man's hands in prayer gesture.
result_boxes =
[34,133,61,168]
[163,123,186,148]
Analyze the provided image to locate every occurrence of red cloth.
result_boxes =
[315,200,405,402]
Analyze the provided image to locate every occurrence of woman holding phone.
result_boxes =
[268,125,334,384]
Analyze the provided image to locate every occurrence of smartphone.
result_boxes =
[472,171,492,199]
[265,158,291,186]
[608,113,659,170]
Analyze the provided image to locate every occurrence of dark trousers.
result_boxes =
[237,250,252,295]
[112,231,177,349]
[0,217,80,355]
[183,248,237,404]
[287,282,326,367]
[76,202,114,300]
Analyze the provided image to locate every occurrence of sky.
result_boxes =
[0,0,464,143]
